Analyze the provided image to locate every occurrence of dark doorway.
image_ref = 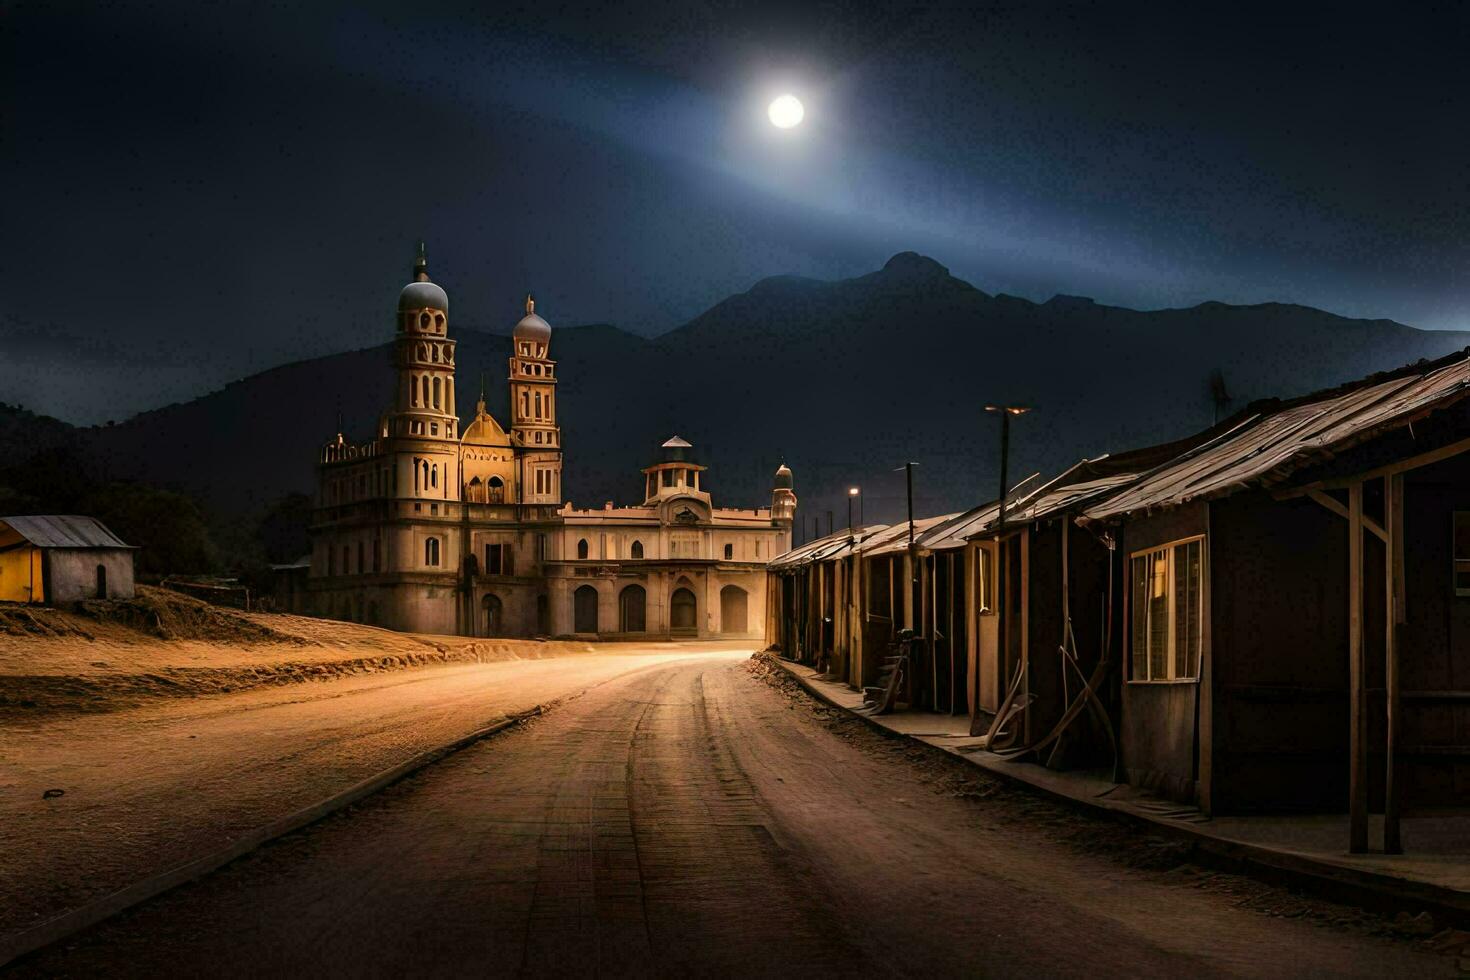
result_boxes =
[482,593,502,637]
[536,594,549,635]
[95,564,107,600]
[720,585,748,634]
[574,585,599,633]
[620,585,646,632]
[671,587,697,634]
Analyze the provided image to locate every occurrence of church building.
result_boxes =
[308,247,796,639]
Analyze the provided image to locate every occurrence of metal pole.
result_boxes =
[847,496,853,533]
[906,462,915,550]
[998,412,1011,522]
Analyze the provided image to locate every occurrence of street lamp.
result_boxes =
[985,405,1032,524]
[847,486,860,533]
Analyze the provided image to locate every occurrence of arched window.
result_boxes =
[435,314,444,331]
[724,543,734,560]
[487,475,504,504]
[425,537,440,567]
[433,376,442,409]
[534,391,542,418]
[431,463,438,488]
[577,538,589,560]
[419,312,429,328]
[421,376,430,407]
[630,540,644,560]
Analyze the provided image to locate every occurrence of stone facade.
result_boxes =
[308,247,795,639]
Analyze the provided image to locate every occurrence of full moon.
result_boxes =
[768,94,804,129]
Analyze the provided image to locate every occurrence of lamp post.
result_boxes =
[847,486,860,533]
[985,405,1031,523]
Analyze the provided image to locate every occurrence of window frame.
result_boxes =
[1454,511,1470,597]
[1127,534,1205,685]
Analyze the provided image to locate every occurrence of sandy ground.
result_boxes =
[9,655,1460,977]
[0,589,614,716]
[0,641,752,944]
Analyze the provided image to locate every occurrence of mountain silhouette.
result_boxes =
[5,253,1468,536]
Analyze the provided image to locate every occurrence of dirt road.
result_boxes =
[0,644,749,943]
[9,656,1452,977]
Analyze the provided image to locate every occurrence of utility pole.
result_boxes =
[985,405,1031,522]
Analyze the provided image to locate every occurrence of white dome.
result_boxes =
[513,311,551,345]
[399,280,448,312]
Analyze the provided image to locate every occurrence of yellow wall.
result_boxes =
[0,546,43,603]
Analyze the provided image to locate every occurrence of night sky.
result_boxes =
[3,1,1467,423]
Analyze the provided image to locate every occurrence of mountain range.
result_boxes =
[5,253,1469,543]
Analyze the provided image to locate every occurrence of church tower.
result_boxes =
[509,295,562,504]
[389,243,460,501]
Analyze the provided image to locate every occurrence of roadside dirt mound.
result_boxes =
[72,586,305,644]
[0,586,301,645]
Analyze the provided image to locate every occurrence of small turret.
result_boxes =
[771,462,797,524]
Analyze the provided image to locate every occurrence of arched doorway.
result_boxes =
[574,585,599,634]
[720,585,748,635]
[481,593,502,637]
[619,585,646,633]
[670,587,697,635]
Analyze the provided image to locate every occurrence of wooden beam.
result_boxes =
[1385,473,1404,854]
[1348,482,1368,854]
[1304,488,1349,520]
[1299,489,1388,542]
[1303,435,1470,492]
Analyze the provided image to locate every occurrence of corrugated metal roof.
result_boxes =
[1082,353,1470,522]
[768,525,890,570]
[997,472,1141,526]
[862,514,958,557]
[0,515,134,549]
[918,502,1002,551]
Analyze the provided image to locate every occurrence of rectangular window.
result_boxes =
[484,543,513,576]
[1455,512,1470,596]
[1129,537,1203,682]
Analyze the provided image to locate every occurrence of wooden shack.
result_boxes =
[1079,350,1470,852]
[0,515,136,604]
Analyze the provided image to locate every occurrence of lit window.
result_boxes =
[1129,537,1203,681]
[1456,513,1470,596]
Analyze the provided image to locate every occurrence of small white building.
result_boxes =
[0,515,137,604]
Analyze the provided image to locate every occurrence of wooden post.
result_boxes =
[1385,474,1404,854]
[1020,527,1032,745]
[1348,482,1368,854]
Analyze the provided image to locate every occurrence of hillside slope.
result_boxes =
[5,253,1467,530]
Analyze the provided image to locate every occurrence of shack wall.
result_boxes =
[1208,492,1350,813]
[1399,451,1470,805]
[45,549,136,602]
[1118,502,1208,804]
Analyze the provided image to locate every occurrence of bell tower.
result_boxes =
[509,295,562,504]
[388,242,459,501]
